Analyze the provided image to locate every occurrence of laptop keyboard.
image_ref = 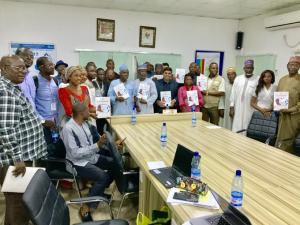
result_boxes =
[207,216,230,225]
[169,169,180,181]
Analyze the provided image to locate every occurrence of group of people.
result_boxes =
[0,47,300,224]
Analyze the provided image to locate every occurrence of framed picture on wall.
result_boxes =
[139,26,156,48]
[97,18,115,42]
[195,50,225,75]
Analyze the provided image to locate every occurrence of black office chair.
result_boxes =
[43,138,82,198]
[22,169,129,225]
[294,132,300,156]
[103,129,139,218]
[237,111,278,146]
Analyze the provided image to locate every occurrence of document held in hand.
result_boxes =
[1,166,45,193]
[197,75,208,91]
[175,68,186,83]
[137,83,150,101]
[114,83,129,99]
[160,91,172,107]
[95,97,111,118]
[273,92,289,111]
[187,90,199,106]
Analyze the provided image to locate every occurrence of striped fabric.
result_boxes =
[0,76,47,166]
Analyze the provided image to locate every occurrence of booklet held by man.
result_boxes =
[114,83,129,99]
[1,166,45,193]
[95,97,111,118]
[274,92,289,111]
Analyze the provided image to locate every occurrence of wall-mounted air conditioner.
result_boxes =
[264,10,300,30]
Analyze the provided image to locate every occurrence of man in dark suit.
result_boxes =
[154,67,178,113]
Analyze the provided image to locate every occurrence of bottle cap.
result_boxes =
[163,122,166,126]
[236,169,241,176]
[193,151,199,156]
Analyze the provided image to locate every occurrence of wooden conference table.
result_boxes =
[109,113,300,225]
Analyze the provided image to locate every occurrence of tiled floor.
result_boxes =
[0,183,138,225]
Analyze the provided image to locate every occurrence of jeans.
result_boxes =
[74,155,114,209]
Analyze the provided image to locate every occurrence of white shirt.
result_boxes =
[252,84,277,110]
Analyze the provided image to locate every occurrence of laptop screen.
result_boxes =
[172,144,194,176]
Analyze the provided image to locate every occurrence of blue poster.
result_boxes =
[10,42,56,75]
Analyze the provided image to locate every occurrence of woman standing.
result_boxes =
[178,74,204,112]
[58,66,96,122]
[251,70,276,117]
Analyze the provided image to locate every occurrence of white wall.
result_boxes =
[239,14,300,79]
[0,1,238,73]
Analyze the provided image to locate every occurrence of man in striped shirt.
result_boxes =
[0,55,47,225]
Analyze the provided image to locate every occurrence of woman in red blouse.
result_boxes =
[58,66,96,119]
[178,74,204,112]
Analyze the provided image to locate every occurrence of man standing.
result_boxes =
[107,64,136,115]
[15,48,36,109]
[135,64,158,114]
[35,57,59,144]
[275,56,300,153]
[230,60,258,133]
[189,62,198,84]
[154,67,178,113]
[106,59,120,79]
[218,67,237,130]
[54,60,68,85]
[201,62,225,125]
[0,55,47,225]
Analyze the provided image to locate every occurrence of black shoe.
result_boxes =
[79,207,93,222]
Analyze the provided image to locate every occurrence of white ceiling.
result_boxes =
[5,0,300,19]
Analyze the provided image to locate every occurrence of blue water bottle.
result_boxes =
[191,151,201,180]
[160,122,167,149]
[131,106,137,125]
[230,169,244,208]
[192,105,197,127]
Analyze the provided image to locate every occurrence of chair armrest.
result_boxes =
[123,171,139,175]
[66,196,109,205]
[41,157,66,163]
[236,129,246,133]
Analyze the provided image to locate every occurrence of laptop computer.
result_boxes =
[150,144,194,188]
[190,190,252,225]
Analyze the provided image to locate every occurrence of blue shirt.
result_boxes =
[35,74,59,121]
[107,79,136,115]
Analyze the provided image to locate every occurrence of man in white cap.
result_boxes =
[230,59,258,133]
[218,67,237,130]
[135,64,158,114]
[275,56,300,153]
[107,64,136,115]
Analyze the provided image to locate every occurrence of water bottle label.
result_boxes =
[231,191,243,206]
[160,135,167,142]
[191,168,201,180]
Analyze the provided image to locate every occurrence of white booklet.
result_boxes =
[273,92,289,111]
[1,166,45,193]
[95,97,111,118]
[160,91,172,107]
[196,75,208,91]
[114,83,129,99]
[175,68,186,84]
[187,90,199,106]
[167,188,219,209]
[137,83,150,101]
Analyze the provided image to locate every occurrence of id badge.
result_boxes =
[51,102,57,111]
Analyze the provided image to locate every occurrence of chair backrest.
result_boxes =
[294,132,300,155]
[103,129,126,193]
[22,170,70,225]
[247,111,278,146]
